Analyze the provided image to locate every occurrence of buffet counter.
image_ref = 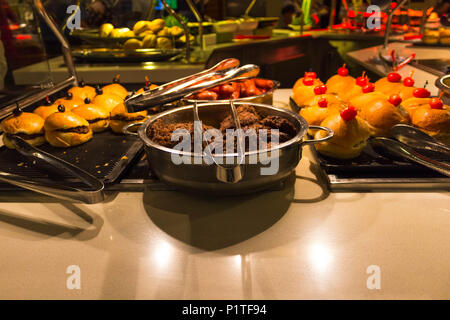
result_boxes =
[0,89,449,300]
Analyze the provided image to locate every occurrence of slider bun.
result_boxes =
[411,106,450,144]
[299,94,342,126]
[68,85,96,101]
[325,74,356,99]
[71,103,110,133]
[3,134,46,149]
[34,104,60,120]
[1,112,45,149]
[300,106,340,127]
[358,100,410,137]
[293,77,323,92]
[44,111,92,148]
[54,96,84,110]
[401,97,430,117]
[314,113,371,159]
[110,103,148,134]
[336,83,366,102]
[374,78,403,96]
[1,112,44,135]
[302,93,344,109]
[44,110,90,131]
[92,92,123,112]
[349,91,388,112]
[397,85,415,100]
[45,130,93,148]
[102,83,128,100]
[374,78,415,100]
[292,79,323,106]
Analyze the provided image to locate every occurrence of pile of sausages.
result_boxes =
[189,78,274,100]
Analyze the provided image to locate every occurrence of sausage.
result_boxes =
[243,79,257,97]
[196,90,218,100]
[209,85,221,94]
[254,78,274,90]
[230,82,240,99]
[219,84,234,98]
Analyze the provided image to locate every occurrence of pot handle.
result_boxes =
[122,122,144,136]
[300,125,334,146]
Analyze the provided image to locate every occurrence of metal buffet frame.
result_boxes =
[308,147,450,192]
[0,0,79,119]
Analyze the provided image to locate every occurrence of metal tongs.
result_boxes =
[369,125,450,177]
[124,58,260,112]
[0,136,105,203]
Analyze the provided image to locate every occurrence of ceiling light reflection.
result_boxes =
[308,243,333,273]
[153,240,173,269]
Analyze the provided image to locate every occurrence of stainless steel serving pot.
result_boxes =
[124,102,333,195]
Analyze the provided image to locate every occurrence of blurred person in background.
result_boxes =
[277,3,297,29]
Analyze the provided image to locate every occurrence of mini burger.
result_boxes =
[44,105,93,148]
[110,102,148,134]
[71,98,110,133]
[292,72,324,107]
[1,109,45,149]
[315,106,371,159]
[68,80,96,101]
[102,75,129,100]
[411,99,450,144]
[325,64,356,100]
[54,92,84,110]
[92,86,123,113]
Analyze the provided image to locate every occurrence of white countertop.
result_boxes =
[347,42,449,96]
[0,89,449,299]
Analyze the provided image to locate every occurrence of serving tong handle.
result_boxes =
[370,137,450,177]
[192,101,244,184]
[124,62,260,112]
[0,136,105,204]
[391,124,450,157]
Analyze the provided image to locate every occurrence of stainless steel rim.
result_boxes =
[137,101,309,158]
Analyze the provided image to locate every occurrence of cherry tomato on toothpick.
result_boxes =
[403,77,414,87]
[362,83,375,93]
[313,84,327,95]
[304,72,317,79]
[429,98,443,109]
[389,94,402,106]
[318,98,328,108]
[340,106,357,121]
[413,88,430,98]
[337,64,349,76]
[302,77,314,86]
[387,72,402,83]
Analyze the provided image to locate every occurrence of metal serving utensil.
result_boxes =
[124,63,259,112]
[370,137,450,177]
[391,124,450,156]
[0,136,105,203]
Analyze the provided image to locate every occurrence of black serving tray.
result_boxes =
[290,96,450,190]
[0,130,144,190]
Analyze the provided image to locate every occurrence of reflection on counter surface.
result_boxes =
[0,0,449,302]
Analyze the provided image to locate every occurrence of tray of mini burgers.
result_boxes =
[289,66,450,190]
[0,74,282,191]
[0,75,163,190]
